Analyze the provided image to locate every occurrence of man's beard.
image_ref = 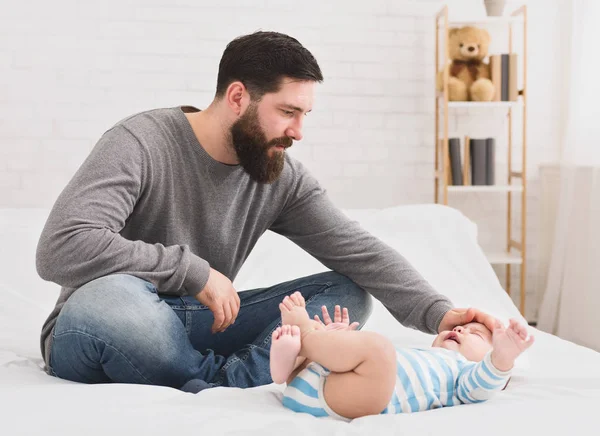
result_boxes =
[230,104,293,184]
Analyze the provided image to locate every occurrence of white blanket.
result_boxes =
[1,205,598,435]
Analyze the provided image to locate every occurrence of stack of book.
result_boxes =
[489,53,518,101]
[447,137,496,186]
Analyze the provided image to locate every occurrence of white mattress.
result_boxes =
[1,204,598,435]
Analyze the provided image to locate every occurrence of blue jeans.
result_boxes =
[48,271,372,393]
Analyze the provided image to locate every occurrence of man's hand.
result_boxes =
[195,267,240,333]
[491,318,535,371]
[438,307,498,334]
[313,305,360,331]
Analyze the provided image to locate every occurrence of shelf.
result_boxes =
[436,95,522,109]
[447,101,521,109]
[437,16,524,27]
[485,251,523,265]
[447,185,523,193]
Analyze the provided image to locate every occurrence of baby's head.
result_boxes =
[432,322,493,362]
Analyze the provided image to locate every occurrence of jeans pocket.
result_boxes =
[159,295,187,309]
[179,295,209,310]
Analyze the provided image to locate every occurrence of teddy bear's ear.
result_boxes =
[449,27,460,38]
[481,28,491,44]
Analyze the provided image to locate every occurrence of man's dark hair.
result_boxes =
[215,31,323,100]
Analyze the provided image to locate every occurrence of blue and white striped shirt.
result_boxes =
[382,347,511,414]
[282,347,511,420]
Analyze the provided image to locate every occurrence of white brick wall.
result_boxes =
[0,0,570,320]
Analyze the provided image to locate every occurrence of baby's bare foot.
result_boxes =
[279,291,322,335]
[270,325,301,384]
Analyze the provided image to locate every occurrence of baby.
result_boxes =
[270,292,534,421]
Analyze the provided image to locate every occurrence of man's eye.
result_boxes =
[282,110,294,116]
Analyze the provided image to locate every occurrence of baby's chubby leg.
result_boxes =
[270,292,322,384]
[277,292,325,382]
[279,292,396,419]
[301,329,397,419]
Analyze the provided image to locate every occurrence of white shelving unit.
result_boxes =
[434,5,528,315]
[447,185,523,193]
[486,251,523,265]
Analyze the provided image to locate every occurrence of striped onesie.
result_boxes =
[282,347,511,421]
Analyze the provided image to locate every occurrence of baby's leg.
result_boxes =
[270,325,302,384]
[278,291,323,383]
[299,329,397,419]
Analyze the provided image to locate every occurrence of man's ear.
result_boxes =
[225,81,250,116]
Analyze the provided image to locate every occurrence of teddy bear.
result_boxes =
[436,26,495,101]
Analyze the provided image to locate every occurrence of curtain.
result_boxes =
[537,0,600,351]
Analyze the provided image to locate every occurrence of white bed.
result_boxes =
[1,204,598,435]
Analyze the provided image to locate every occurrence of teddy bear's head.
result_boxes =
[448,26,491,62]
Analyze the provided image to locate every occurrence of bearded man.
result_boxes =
[36,31,496,393]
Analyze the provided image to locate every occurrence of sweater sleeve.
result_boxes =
[35,125,210,296]
[455,351,512,403]
[269,159,453,334]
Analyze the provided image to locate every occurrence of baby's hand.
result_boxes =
[491,318,535,371]
[313,305,360,332]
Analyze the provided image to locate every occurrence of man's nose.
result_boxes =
[286,120,304,141]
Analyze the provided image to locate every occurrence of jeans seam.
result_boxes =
[185,310,192,335]
[240,281,333,308]
[261,320,283,348]
[47,330,57,377]
[52,329,154,385]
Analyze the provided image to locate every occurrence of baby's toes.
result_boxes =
[281,297,294,310]
[297,292,306,306]
[290,291,305,307]
[289,292,301,306]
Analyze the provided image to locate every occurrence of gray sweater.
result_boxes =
[36,106,453,367]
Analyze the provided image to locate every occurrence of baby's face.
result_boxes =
[432,322,493,362]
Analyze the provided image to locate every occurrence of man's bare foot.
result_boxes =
[279,291,323,336]
[270,325,302,384]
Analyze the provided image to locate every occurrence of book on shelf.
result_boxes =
[470,138,487,185]
[449,138,463,185]
[486,138,495,185]
[447,137,496,186]
[489,53,518,101]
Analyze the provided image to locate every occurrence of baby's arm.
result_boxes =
[455,352,512,403]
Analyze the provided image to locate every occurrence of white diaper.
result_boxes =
[281,362,351,422]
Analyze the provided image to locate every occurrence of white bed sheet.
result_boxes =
[1,205,598,436]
